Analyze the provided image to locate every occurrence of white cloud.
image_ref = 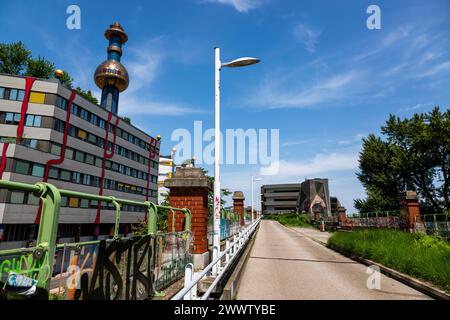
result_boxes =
[118,95,201,116]
[267,151,359,178]
[416,60,450,78]
[399,102,433,112]
[337,134,365,146]
[203,0,265,12]
[293,23,321,53]
[253,70,359,109]
[117,39,203,116]
[220,149,361,210]
[383,25,413,46]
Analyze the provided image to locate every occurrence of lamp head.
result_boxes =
[221,57,260,68]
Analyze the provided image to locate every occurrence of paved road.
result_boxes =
[236,220,431,300]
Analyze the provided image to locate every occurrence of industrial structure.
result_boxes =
[0,23,160,249]
[261,179,339,219]
[297,178,331,220]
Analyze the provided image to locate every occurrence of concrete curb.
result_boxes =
[285,225,449,301]
[220,224,260,300]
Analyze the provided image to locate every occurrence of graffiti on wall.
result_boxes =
[73,235,154,300]
[0,249,51,299]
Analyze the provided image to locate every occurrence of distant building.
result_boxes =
[157,155,173,204]
[261,184,300,215]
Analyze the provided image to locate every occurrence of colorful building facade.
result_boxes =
[0,23,160,249]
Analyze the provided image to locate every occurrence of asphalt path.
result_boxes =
[236,220,431,300]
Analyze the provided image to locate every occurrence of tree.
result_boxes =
[75,87,98,104]
[25,56,54,78]
[200,168,232,217]
[355,107,450,213]
[59,71,74,88]
[0,41,31,75]
[0,41,99,105]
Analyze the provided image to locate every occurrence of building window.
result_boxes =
[60,196,68,207]
[60,170,71,181]
[10,191,25,204]
[72,172,82,184]
[90,114,98,126]
[53,119,65,132]
[80,199,89,208]
[80,108,89,121]
[50,143,61,155]
[66,148,74,159]
[71,104,79,116]
[15,160,30,175]
[77,129,87,140]
[85,154,94,165]
[75,150,85,162]
[27,193,40,205]
[83,175,91,185]
[25,115,41,127]
[95,158,102,167]
[0,87,4,99]
[48,168,59,179]
[56,96,68,110]
[88,133,97,144]
[68,197,79,208]
[31,164,45,177]
[9,89,18,101]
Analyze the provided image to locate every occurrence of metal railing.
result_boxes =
[172,217,261,300]
[0,179,192,300]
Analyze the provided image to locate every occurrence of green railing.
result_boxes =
[0,179,192,300]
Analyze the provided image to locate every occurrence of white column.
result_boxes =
[212,47,221,276]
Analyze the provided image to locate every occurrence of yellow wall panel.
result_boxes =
[29,92,46,104]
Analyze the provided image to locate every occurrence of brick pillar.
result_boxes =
[164,167,212,255]
[337,206,346,224]
[399,190,422,230]
[232,191,245,226]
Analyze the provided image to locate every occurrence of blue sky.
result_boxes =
[1,0,450,211]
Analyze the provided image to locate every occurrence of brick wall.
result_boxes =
[169,187,209,254]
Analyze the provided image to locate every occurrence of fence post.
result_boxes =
[35,182,61,292]
[110,197,121,240]
[183,263,194,300]
[145,201,158,235]
[212,245,219,276]
[184,208,192,232]
[225,240,230,264]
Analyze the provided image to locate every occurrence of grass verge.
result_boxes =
[328,229,450,293]
[264,214,313,228]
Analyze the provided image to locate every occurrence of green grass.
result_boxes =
[328,229,450,293]
[264,214,313,228]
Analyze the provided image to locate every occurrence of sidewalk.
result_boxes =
[289,226,332,244]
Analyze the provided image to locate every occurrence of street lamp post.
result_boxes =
[251,176,262,223]
[213,47,259,276]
